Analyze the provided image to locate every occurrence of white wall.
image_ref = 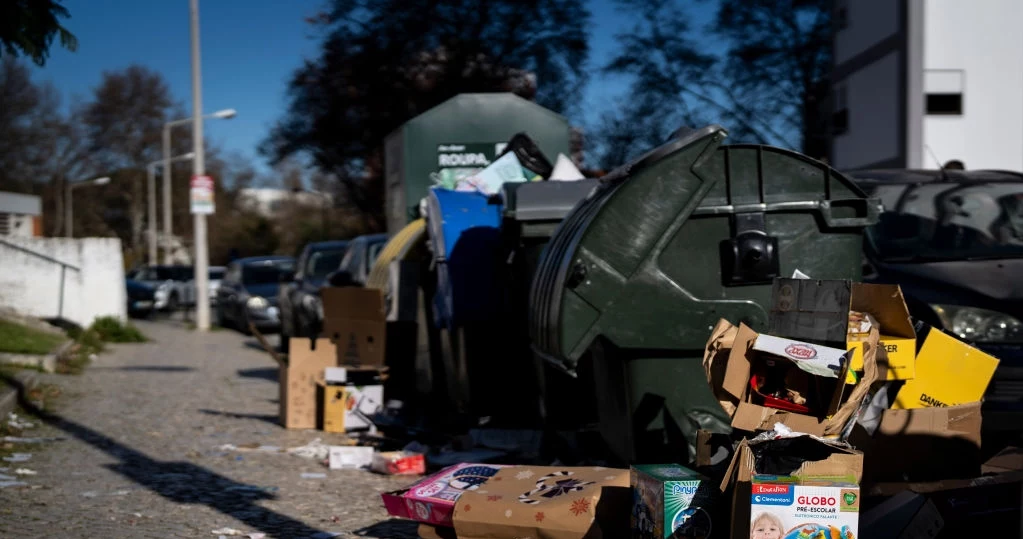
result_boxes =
[0,237,126,328]
[832,53,902,169]
[834,0,899,65]
[922,0,1023,171]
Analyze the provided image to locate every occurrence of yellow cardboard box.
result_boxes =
[318,382,348,433]
[893,324,999,409]
[846,283,917,383]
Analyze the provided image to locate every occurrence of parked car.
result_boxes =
[125,278,157,319]
[215,256,295,333]
[209,266,226,305]
[850,168,1023,430]
[329,233,389,287]
[126,265,196,311]
[278,240,350,351]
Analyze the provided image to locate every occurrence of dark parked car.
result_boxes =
[278,240,350,350]
[851,168,1023,430]
[330,233,389,287]
[215,256,295,333]
[126,265,196,311]
[125,278,157,319]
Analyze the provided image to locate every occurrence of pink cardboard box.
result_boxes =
[381,463,506,527]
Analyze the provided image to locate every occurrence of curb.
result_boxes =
[0,339,71,374]
[0,371,39,419]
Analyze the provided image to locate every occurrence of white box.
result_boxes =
[750,476,859,539]
[328,445,374,470]
[344,384,384,431]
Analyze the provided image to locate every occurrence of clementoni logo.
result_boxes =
[784,343,817,360]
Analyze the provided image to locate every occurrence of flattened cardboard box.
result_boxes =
[453,466,631,539]
[770,279,917,382]
[321,287,386,367]
[892,323,998,409]
[852,402,983,483]
[281,338,338,429]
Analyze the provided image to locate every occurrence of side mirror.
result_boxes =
[279,270,296,283]
[327,270,354,287]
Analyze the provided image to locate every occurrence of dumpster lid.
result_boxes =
[502,179,599,222]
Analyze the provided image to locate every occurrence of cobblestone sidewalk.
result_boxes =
[0,319,419,538]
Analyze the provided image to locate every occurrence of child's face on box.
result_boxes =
[751,516,782,539]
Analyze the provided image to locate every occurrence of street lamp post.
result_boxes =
[65,176,111,238]
[161,107,235,264]
[190,0,212,331]
[147,152,194,265]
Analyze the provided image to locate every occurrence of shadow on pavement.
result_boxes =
[237,367,279,382]
[353,518,421,538]
[243,340,268,352]
[199,409,279,425]
[91,366,195,372]
[0,372,331,539]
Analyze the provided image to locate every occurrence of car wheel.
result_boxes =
[216,304,232,330]
[166,293,180,314]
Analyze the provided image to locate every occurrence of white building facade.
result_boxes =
[830,0,1023,171]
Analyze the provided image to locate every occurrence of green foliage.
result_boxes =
[0,320,64,355]
[89,316,147,343]
[0,0,78,66]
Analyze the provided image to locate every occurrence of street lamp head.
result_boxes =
[93,176,112,186]
[182,152,196,160]
[212,108,237,119]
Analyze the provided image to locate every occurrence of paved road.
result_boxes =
[0,319,420,539]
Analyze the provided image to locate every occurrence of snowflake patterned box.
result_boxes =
[381,463,506,527]
[631,464,716,539]
[452,466,631,539]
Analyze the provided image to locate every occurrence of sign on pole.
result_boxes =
[190,175,215,215]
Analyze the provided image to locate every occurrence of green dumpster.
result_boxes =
[528,125,881,464]
[383,93,572,235]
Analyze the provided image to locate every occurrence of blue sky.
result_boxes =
[30,0,716,174]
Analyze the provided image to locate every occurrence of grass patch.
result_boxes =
[58,326,105,375]
[90,316,147,343]
[0,320,65,355]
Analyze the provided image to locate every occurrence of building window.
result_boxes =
[835,0,848,30]
[925,69,964,116]
[831,85,849,135]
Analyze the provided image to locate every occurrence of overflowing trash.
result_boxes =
[239,117,1017,537]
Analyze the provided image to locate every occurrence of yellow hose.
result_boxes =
[365,218,427,290]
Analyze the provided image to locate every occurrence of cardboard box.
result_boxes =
[721,436,863,539]
[867,472,1023,537]
[723,324,867,436]
[372,451,426,475]
[381,463,505,527]
[453,466,631,539]
[892,323,999,409]
[328,445,374,469]
[317,381,384,433]
[853,402,983,483]
[770,278,918,382]
[280,338,338,429]
[631,464,715,538]
[749,475,860,539]
[321,287,386,367]
[860,491,944,539]
[981,446,1023,475]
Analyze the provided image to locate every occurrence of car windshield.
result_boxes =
[864,181,1023,261]
[306,249,345,279]
[241,260,294,284]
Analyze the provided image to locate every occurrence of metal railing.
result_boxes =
[0,237,81,320]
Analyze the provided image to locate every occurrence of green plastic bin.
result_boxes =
[528,125,881,463]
